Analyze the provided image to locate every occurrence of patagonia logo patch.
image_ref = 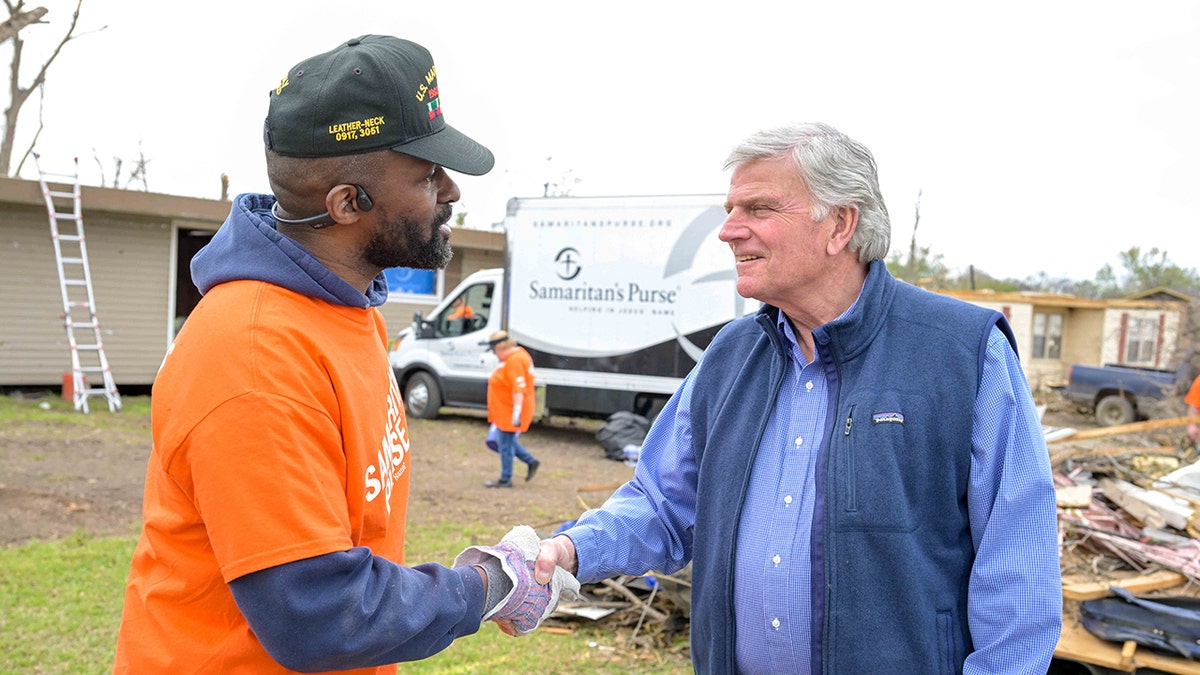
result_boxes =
[872,411,904,425]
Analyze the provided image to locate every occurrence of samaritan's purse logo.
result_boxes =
[554,248,581,281]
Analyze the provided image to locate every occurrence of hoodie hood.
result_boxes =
[191,193,389,308]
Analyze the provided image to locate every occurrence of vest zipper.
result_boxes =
[844,404,856,512]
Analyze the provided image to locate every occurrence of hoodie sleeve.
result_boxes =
[229,547,484,671]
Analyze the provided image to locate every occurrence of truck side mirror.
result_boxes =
[412,311,437,339]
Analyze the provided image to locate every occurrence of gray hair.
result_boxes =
[724,122,891,262]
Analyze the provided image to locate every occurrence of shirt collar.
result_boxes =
[773,287,865,364]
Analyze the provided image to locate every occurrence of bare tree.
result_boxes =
[1,0,86,176]
[904,189,922,283]
[0,4,45,40]
[92,143,154,191]
[541,156,581,197]
[120,144,147,190]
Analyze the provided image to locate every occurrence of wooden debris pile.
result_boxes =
[546,568,693,654]
[1053,415,1200,671]
[1053,415,1200,589]
[539,487,693,658]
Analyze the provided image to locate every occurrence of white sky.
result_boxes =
[12,0,1199,282]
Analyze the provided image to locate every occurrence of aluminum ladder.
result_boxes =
[33,153,122,413]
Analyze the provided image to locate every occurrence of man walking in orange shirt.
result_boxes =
[483,330,540,488]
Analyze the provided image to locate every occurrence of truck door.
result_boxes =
[427,281,498,405]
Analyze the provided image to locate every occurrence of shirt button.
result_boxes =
[784,495,793,506]
[805,381,814,391]
[794,436,803,447]
[772,618,781,630]
[772,554,782,566]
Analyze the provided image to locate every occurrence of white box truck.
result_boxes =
[389,194,758,420]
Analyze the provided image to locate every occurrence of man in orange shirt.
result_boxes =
[114,36,560,674]
[483,331,540,488]
[1186,372,1200,443]
[448,296,475,321]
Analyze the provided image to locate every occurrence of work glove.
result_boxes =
[512,402,523,429]
[454,525,580,636]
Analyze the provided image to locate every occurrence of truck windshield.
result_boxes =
[436,283,493,337]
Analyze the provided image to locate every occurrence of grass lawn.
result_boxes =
[0,530,691,674]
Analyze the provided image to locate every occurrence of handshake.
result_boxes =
[454,525,580,636]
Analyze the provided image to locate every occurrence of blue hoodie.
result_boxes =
[193,193,389,307]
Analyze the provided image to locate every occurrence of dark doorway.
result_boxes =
[175,229,214,333]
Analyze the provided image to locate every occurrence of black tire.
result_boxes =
[1095,394,1135,427]
[403,371,442,420]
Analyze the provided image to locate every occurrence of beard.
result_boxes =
[363,203,454,270]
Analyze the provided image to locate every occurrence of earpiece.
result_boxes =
[354,185,374,212]
[271,185,372,230]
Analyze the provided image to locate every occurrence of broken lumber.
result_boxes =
[1049,416,1193,443]
[600,578,669,623]
[1098,478,1193,530]
[1062,569,1187,600]
[1055,619,1200,673]
[1057,484,1094,508]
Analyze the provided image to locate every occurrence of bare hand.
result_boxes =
[534,535,577,585]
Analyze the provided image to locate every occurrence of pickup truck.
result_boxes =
[1065,361,1191,426]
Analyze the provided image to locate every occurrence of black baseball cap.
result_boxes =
[263,35,494,176]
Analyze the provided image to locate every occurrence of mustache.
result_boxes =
[432,205,453,228]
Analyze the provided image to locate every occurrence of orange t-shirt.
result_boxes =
[487,346,536,432]
[113,280,411,674]
[448,302,474,320]
[1187,373,1200,410]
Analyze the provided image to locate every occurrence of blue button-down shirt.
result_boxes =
[569,308,1061,674]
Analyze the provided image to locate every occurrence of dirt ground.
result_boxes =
[0,396,636,547]
[0,389,1105,547]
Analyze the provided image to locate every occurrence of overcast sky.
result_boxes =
[13,0,1198,282]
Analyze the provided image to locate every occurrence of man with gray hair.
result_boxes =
[533,122,1061,673]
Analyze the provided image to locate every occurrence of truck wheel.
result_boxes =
[1095,395,1135,427]
[403,372,442,420]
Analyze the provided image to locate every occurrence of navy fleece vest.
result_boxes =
[687,260,1015,675]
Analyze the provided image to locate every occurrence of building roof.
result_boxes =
[937,288,1180,311]
[1125,286,1195,303]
